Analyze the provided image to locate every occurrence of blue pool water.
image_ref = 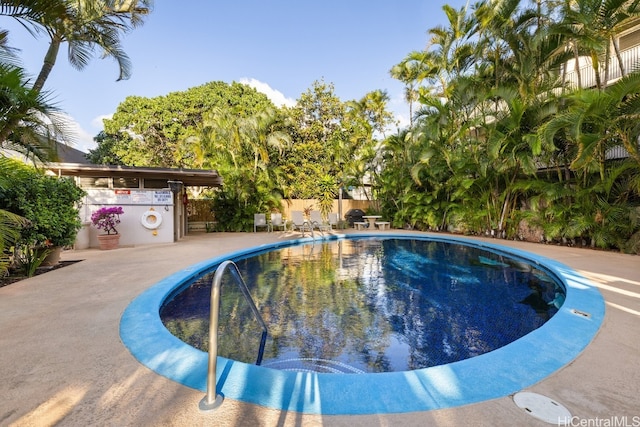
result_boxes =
[120,233,605,415]
[160,238,564,373]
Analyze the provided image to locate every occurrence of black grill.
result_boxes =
[344,209,366,227]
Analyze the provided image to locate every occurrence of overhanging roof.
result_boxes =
[49,163,223,187]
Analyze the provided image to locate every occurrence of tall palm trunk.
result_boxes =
[591,52,603,90]
[612,35,626,78]
[602,43,611,90]
[572,42,583,88]
[498,169,518,233]
[33,37,61,92]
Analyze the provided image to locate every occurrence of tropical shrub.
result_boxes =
[0,159,85,248]
[0,157,28,276]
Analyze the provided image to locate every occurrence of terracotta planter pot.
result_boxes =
[97,234,120,250]
[41,246,62,266]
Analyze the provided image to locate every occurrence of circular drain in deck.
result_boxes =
[513,392,571,424]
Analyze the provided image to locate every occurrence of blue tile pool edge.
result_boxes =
[119,232,605,415]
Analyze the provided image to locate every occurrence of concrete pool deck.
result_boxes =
[1,231,638,426]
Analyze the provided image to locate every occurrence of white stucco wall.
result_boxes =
[78,189,175,248]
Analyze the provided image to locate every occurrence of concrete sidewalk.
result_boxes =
[0,231,638,426]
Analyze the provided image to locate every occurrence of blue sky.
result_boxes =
[2,1,469,153]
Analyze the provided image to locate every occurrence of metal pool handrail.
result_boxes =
[310,221,325,238]
[199,260,268,412]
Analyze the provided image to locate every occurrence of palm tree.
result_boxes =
[342,90,394,205]
[0,0,65,26]
[189,107,290,229]
[238,108,291,176]
[0,0,152,142]
[402,4,476,101]
[427,4,476,92]
[186,107,241,169]
[533,71,640,249]
[379,0,639,248]
[407,89,479,231]
[542,72,640,179]
[32,0,152,91]
[0,63,69,162]
[553,0,640,90]
[389,61,421,128]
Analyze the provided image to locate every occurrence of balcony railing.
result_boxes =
[564,45,640,89]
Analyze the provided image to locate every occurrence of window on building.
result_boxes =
[79,177,110,188]
[143,179,170,189]
[619,29,640,51]
[113,177,140,188]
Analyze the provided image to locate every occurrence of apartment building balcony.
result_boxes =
[564,42,640,89]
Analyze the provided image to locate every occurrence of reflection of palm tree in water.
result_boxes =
[519,280,551,320]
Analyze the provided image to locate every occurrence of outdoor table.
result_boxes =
[362,215,382,228]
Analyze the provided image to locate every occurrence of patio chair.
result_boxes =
[328,213,339,229]
[309,210,330,232]
[309,210,321,227]
[269,213,286,232]
[290,211,312,234]
[254,213,269,232]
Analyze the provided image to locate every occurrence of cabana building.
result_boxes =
[49,150,222,249]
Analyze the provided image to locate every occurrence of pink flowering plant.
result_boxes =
[91,206,124,235]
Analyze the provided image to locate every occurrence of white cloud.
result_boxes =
[393,112,411,130]
[60,114,96,153]
[387,94,411,131]
[239,78,296,108]
[91,114,112,130]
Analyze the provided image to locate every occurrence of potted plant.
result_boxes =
[91,206,124,250]
[303,205,314,220]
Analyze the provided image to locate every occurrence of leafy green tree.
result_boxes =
[279,81,393,208]
[281,80,346,199]
[316,174,337,219]
[102,81,274,167]
[85,130,124,164]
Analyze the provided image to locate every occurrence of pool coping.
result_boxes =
[120,232,605,415]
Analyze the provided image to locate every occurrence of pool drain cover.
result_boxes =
[513,392,571,424]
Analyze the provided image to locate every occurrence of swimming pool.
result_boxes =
[160,237,565,373]
[120,232,604,415]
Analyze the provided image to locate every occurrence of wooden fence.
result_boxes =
[186,199,216,221]
[280,199,372,221]
[187,199,372,222]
